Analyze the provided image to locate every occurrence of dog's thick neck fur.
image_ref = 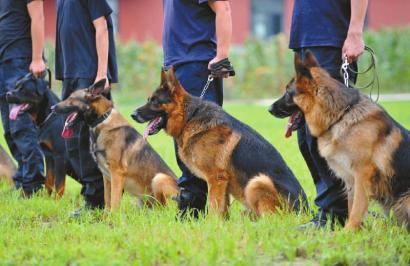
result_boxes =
[302,70,362,136]
[164,87,225,140]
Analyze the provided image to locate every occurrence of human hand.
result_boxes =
[208,55,228,70]
[208,57,235,78]
[29,58,46,79]
[342,31,365,63]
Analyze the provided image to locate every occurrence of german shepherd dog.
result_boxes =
[270,50,410,231]
[52,80,179,210]
[132,69,307,217]
[5,73,79,197]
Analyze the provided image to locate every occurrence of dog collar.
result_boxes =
[88,109,112,128]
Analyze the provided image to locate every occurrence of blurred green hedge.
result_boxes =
[45,27,410,100]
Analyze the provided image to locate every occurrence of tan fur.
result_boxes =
[0,144,16,185]
[152,173,179,205]
[55,90,178,211]
[291,51,410,230]
[245,174,281,216]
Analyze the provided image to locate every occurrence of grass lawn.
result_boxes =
[0,97,409,266]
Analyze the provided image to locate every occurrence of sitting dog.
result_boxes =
[6,73,79,197]
[270,50,410,231]
[132,69,308,217]
[52,80,179,210]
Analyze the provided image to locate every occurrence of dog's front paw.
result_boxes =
[344,221,361,231]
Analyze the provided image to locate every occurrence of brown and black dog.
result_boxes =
[52,80,179,210]
[270,50,410,231]
[132,69,307,218]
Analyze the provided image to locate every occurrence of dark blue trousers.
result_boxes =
[173,62,223,199]
[61,78,106,208]
[0,58,45,193]
[295,47,358,217]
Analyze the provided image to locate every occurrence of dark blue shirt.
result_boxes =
[0,0,34,62]
[55,0,118,82]
[289,0,351,49]
[163,0,217,68]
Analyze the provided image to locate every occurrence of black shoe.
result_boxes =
[173,188,207,220]
[298,210,346,230]
[70,199,104,218]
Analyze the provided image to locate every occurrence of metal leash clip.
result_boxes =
[341,55,350,88]
[200,75,214,99]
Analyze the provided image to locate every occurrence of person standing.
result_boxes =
[163,0,234,218]
[289,0,368,228]
[0,0,46,196]
[55,0,118,211]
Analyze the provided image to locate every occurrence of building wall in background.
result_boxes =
[43,0,410,43]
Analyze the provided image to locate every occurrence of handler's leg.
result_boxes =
[0,58,45,196]
[172,62,223,218]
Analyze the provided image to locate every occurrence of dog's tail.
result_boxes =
[152,173,179,205]
[245,174,281,216]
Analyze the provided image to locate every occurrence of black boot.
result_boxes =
[174,188,207,220]
[298,209,346,230]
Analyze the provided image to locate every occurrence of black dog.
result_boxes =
[6,73,79,197]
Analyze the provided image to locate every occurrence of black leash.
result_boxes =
[341,46,380,102]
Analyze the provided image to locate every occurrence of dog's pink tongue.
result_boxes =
[285,112,298,138]
[61,127,74,139]
[61,112,77,139]
[143,119,155,140]
[9,104,29,120]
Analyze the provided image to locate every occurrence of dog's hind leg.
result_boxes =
[392,191,410,232]
[207,171,230,217]
[245,174,280,217]
[151,173,178,205]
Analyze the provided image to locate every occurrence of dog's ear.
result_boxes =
[89,79,106,96]
[165,66,182,94]
[303,50,319,68]
[294,53,312,79]
[160,67,166,85]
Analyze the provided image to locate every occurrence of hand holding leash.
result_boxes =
[200,58,235,99]
[209,57,235,78]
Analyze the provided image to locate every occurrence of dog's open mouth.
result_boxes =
[61,112,79,139]
[143,117,164,140]
[285,111,303,138]
[9,103,31,120]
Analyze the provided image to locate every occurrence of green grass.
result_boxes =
[0,98,409,266]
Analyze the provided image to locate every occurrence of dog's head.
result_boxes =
[269,50,324,138]
[6,73,48,121]
[131,67,187,139]
[51,79,112,138]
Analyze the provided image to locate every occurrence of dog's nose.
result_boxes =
[268,104,274,115]
[130,111,139,121]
